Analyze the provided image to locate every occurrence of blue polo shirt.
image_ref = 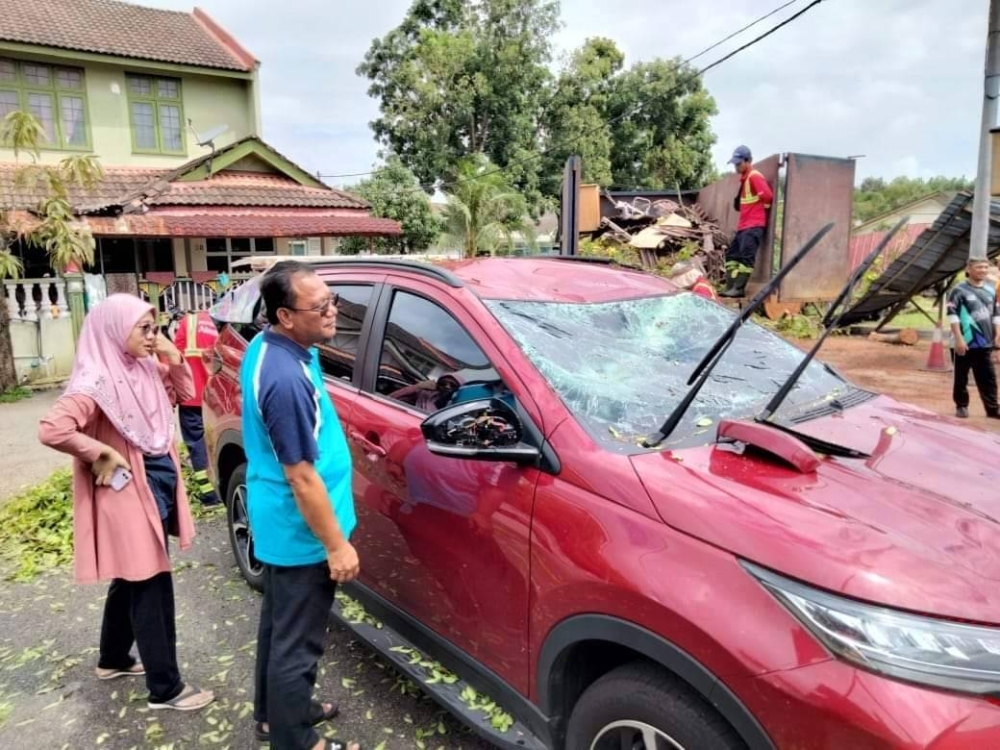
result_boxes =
[240,330,356,566]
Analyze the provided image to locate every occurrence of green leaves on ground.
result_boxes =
[0,469,74,580]
[0,386,31,404]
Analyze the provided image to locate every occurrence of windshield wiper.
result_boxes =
[757,215,909,424]
[643,222,835,448]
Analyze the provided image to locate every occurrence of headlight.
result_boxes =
[744,562,1000,697]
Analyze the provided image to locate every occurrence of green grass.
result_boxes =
[0,386,31,404]
[887,302,939,331]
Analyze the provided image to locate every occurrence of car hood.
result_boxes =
[630,395,1000,623]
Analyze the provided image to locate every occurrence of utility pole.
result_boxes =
[970,0,1000,260]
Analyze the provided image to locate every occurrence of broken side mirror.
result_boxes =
[420,398,541,466]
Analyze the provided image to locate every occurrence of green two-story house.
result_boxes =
[0,0,398,298]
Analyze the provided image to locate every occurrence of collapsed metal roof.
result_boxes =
[840,193,1000,325]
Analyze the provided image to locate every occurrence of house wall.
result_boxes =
[0,52,253,168]
[853,199,947,235]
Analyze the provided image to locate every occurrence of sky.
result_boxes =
[144,0,986,187]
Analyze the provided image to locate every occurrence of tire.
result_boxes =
[565,661,746,750]
[225,463,264,592]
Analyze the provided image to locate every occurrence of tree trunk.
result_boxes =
[0,299,17,392]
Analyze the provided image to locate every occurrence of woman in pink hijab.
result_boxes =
[38,294,214,712]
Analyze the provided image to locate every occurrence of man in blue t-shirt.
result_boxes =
[241,261,360,750]
[948,259,1000,419]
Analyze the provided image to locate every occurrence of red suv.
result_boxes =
[203,257,1000,750]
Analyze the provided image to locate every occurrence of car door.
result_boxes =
[348,277,537,692]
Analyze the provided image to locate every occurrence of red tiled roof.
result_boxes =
[0,0,254,72]
[63,207,402,237]
[147,172,367,209]
[0,163,161,211]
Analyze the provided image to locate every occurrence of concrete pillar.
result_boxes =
[65,273,86,341]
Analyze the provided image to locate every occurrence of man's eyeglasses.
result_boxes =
[136,323,160,338]
[285,293,340,316]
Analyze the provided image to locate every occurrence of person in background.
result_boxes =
[721,145,773,298]
[38,294,214,712]
[668,260,718,301]
[242,261,360,750]
[948,258,1000,419]
[172,308,220,505]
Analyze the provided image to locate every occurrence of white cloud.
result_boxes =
[141,0,986,184]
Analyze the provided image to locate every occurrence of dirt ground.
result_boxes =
[797,335,1000,433]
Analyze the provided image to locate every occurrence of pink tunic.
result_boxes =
[38,362,197,584]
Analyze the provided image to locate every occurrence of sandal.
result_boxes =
[148,684,215,711]
[95,661,145,680]
[254,700,340,741]
[327,742,360,750]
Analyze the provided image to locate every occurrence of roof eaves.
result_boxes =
[192,7,258,70]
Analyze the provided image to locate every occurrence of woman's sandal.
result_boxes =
[253,700,340,742]
[95,661,145,680]
[147,684,215,711]
[326,741,360,750]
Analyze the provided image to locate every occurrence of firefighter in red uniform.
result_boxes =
[173,309,220,505]
[721,145,773,298]
[668,260,718,302]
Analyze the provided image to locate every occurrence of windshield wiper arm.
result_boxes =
[757,216,909,423]
[643,222,835,448]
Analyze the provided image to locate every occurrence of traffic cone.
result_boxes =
[921,322,951,372]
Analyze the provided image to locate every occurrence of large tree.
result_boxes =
[357,0,560,210]
[340,155,441,255]
[0,111,101,393]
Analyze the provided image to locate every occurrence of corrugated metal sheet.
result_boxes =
[840,193,992,325]
[848,224,929,271]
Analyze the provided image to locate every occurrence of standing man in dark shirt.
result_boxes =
[948,258,1000,419]
[241,261,361,750]
[721,145,774,298]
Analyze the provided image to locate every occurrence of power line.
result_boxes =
[322,0,827,193]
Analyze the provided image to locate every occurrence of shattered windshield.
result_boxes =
[486,294,852,450]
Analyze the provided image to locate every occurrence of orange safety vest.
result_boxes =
[740,169,767,207]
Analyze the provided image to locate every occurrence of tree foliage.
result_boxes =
[853,175,973,225]
[440,154,535,257]
[0,110,102,391]
[340,155,441,255]
[541,37,718,194]
[359,3,719,209]
[358,0,560,210]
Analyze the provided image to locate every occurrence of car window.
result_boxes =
[487,293,854,449]
[317,284,374,383]
[375,290,502,413]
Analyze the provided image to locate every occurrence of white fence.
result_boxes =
[2,278,75,383]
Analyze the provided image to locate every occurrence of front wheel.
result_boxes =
[225,463,264,592]
[565,662,746,750]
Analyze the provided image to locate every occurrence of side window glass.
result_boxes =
[317,284,373,382]
[376,291,501,413]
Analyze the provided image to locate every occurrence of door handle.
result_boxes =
[349,430,386,457]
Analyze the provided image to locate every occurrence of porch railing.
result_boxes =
[3,277,70,321]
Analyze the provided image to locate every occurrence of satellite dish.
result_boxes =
[195,124,229,148]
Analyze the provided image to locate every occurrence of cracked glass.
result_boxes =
[486,293,852,449]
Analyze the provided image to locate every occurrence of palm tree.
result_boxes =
[441,155,535,258]
[0,110,102,392]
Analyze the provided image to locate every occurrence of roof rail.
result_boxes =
[232,255,464,288]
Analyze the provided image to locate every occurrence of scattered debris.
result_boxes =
[593,193,730,283]
[867,328,920,346]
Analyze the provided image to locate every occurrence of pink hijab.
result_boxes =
[64,294,175,456]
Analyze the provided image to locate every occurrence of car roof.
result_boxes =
[316,256,678,303]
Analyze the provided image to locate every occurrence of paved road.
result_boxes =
[0,513,495,749]
[0,388,70,503]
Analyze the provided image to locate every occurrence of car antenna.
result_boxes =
[642,222,834,449]
[756,216,909,423]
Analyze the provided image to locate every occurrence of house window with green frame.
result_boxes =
[126,74,186,155]
[0,58,90,149]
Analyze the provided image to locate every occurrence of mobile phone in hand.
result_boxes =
[110,466,133,491]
